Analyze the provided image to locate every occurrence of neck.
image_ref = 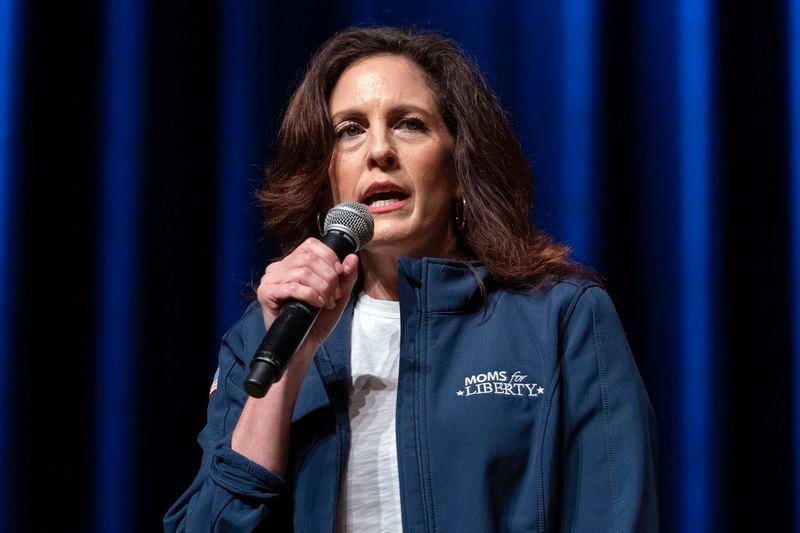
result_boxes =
[360,251,401,301]
[359,237,463,301]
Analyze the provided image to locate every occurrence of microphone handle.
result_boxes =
[243,229,358,398]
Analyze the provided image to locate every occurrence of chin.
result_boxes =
[363,228,415,255]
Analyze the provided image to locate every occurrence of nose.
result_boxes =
[366,127,398,171]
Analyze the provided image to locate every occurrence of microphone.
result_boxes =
[243,202,374,398]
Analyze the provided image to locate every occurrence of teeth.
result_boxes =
[369,198,401,207]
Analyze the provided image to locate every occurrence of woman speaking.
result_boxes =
[165,27,658,532]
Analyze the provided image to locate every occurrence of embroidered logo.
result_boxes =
[455,370,544,398]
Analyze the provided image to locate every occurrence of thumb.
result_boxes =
[337,253,360,304]
[305,254,360,349]
[320,253,359,319]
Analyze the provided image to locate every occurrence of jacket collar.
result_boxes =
[398,257,490,313]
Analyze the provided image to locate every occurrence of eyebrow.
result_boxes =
[330,104,434,124]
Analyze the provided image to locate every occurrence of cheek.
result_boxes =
[329,153,359,202]
[415,148,456,202]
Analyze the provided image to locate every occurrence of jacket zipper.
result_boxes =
[398,310,412,533]
[397,284,427,532]
[413,284,432,532]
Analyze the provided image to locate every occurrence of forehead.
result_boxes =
[329,54,438,114]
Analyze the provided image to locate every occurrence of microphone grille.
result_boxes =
[323,202,374,251]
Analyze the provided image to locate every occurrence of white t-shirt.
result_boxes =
[336,292,403,533]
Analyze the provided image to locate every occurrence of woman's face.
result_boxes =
[328,54,459,259]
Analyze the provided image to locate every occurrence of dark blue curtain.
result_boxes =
[1,0,796,531]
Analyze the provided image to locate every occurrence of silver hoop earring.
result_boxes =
[454,197,466,232]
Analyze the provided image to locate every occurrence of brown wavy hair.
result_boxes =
[257,26,599,290]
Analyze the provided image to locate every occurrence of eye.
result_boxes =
[335,122,364,140]
[396,116,428,132]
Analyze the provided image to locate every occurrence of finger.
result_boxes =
[264,255,341,306]
[309,256,358,336]
[259,258,333,306]
[262,281,327,309]
[302,238,343,274]
[334,254,360,309]
[267,238,338,278]
[341,253,359,277]
[276,266,337,304]
[317,254,358,310]
[282,247,342,300]
[257,278,327,331]
[258,268,327,308]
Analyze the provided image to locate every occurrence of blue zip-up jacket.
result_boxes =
[165,258,659,532]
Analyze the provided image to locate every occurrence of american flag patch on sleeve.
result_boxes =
[209,367,220,396]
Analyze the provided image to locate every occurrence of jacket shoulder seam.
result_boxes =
[587,288,621,528]
[557,282,602,341]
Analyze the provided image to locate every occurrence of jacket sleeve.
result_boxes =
[164,303,291,532]
[557,286,659,532]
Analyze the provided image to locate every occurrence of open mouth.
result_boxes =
[361,182,410,211]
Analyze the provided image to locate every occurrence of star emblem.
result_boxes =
[456,390,464,396]
[537,386,545,395]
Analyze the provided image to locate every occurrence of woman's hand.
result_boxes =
[233,240,358,474]
[257,237,360,368]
